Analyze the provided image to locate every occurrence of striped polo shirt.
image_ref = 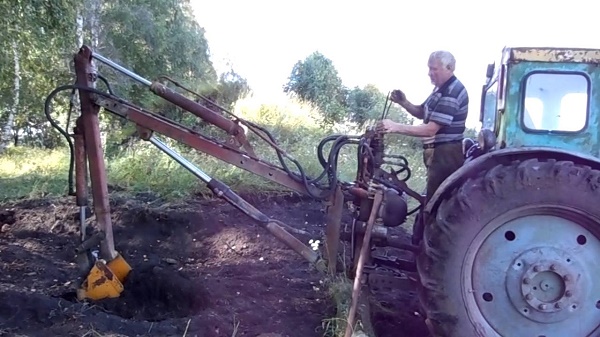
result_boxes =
[421,75,469,145]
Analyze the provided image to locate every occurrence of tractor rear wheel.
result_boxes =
[416,159,600,337]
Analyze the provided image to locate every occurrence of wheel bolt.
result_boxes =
[550,264,557,271]
[539,304,547,310]
[564,275,571,282]
[523,278,531,285]
[533,265,542,272]
[565,290,573,297]
[526,294,534,300]
[555,302,562,309]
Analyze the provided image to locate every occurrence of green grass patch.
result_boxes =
[0,147,71,201]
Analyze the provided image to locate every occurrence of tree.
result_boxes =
[283,51,346,126]
[346,84,387,127]
[346,84,415,127]
[0,0,79,152]
[0,0,251,154]
[203,68,251,112]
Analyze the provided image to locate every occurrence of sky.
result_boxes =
[191,0,598,129]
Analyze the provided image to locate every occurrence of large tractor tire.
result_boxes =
[416,158,600,337]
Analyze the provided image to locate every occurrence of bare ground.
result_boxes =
[0,192,429,337]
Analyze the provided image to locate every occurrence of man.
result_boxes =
[376,50,469,200]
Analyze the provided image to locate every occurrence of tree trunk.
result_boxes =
[0,40,20,153]
[76,10,84,47]
[70,10,85,138]
[89,0,100,49]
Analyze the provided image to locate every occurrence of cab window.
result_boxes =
[523,72,589,132]
[482,81,498,130]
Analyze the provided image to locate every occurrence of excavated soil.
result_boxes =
[0,192,429,337]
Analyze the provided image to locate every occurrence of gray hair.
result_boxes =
[429,50,456,71]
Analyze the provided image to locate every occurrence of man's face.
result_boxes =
[428,58,452,87]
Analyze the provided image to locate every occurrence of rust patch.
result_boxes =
[507,47,600,63]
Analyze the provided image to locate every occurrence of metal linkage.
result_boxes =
[149,136,319,264]
[92,53,152,87]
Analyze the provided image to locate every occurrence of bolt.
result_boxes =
[555,302,562,309]
[526,294,534,301]
[565,290,573,297]
[539,304,547,310]
[533,265,542,272]
[564,274,571,282]
[550,264,557,271]
[523,278,531,285]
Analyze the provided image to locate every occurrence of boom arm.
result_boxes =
[91,93,325,197]
[89,50,331,199]
[66,45,340,268]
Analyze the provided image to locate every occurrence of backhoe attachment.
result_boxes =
[55,44,420,304]
[67,45,323,300]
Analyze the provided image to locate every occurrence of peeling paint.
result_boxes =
[498,60,600,158]
[505,47,600,63]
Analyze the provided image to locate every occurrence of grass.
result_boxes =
[322,275,354,337]
[0,147,71,201]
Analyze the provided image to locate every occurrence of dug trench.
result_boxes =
[0,193,429,337]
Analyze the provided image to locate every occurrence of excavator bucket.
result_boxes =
[106,254,132,282]
[77,254,131,301]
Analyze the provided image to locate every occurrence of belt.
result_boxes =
[422,139,462,149]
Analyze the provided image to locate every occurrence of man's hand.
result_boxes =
[390,89,407,105]
[375,119,397,134]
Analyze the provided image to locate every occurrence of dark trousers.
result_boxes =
[422,142,464,200]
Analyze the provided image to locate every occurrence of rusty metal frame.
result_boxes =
[504,47,600,64]
[73,45,327,265]
[74,47,117,261]
[92,95,326,197]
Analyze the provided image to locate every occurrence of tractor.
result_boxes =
[45,46,600,337]
[413,47,600,337]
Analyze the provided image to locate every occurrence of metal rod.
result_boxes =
[80,208,86,241]
[149,83,241,136]
[345,190,383,337]
[74,120,88,243]
[324,185,344,275]
[149,136,211,182]
[74,46,117,261]
[91,52,152,87]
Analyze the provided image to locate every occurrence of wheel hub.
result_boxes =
[466,211,600,336]
[506,248,580,323]
[521,262,571,312]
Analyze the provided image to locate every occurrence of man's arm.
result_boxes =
[390,90,424,119]
[399,101,425,120]
[378,95,459,137]
[388,121,441,137]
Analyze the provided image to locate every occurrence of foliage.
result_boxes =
[0,0,473,204]
[345,84,414,127]
[283,51,347,127]
[0,0,250,155]
[0,0,79,150]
